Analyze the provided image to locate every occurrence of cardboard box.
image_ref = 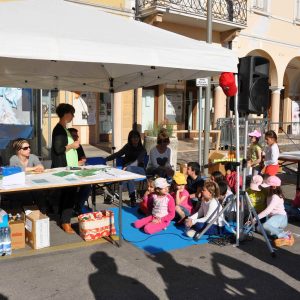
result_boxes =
[2,166,25,187]
[9,221,25,250]
[23,205,40,215]
[25,210,50,249]
[208,150,228,175]
[7,210,25,250]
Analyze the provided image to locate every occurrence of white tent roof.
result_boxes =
[0,0,238,92]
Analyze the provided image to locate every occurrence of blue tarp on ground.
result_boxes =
[111,207,209,254]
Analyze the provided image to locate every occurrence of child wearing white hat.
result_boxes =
[133,178,175,234]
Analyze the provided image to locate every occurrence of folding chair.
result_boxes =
[86,157,118,210]
[115,155,148,199]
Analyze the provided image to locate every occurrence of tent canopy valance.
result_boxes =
[0,0,238,92]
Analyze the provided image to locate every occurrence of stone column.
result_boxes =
[282,90,292,133]
[157,84,165,124]
[213,85,227,129]
[113,92,122,151]
[136,88,143,133]
[270,87,283,133]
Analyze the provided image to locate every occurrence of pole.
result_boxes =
[234,74,241,246]
[203,0,213,175]
[242,114,249,190]
[206,0,212,44]
[109,78,115,150]
[198,86,203,168]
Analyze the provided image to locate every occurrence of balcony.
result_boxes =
[136,0,247,31]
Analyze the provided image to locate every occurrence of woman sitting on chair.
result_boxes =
[146,129,174,179]
[106,130,146,207]
[10,138,44,173]
[8,138,44,209]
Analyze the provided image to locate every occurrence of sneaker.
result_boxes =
[186,229,197,238]
[274,233,295,247]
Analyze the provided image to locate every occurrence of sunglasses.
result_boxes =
[21,146,31,150]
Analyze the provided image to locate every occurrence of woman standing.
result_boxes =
[51,103,79,234]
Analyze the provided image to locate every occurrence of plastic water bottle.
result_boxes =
[2,227,11,256]
[0,228,3,256]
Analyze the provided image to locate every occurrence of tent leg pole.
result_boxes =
[203,78,211,176]
[198,86,203,169]
[234,74,241,247]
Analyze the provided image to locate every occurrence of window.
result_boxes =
[252,0,268,12]
[42,89,58,114]
[296,0,300,20]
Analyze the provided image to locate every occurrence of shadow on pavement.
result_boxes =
[0,294,8,300]
[89,252,159,300]
[146,246,299,299]
[239,236,300,282]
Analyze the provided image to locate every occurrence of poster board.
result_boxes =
[0,88,32,125]
[165,92,183,123]
[72,92,97,125]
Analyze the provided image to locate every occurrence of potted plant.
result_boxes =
[144,120,178,171]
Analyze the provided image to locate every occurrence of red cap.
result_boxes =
[219,72,237,97]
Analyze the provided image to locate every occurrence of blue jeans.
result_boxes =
[286,206,300,221]
[193,222,224,236]
[77,185,91,212]
[258,214,287,238]
[123,166,146,194]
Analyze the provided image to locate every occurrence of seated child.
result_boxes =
[217,180,235,222]
[210,171,224,184]
[254,176,294,247]
[185,181,225,238]
[186,162,204,208]
[170,172,191,223]
[225,163,243,194]
[286,188,300,221]
[134,178,175,234]
[139,178,155,215]
[246,175,267,214]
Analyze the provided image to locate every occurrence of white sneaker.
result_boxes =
[186,229,197,238]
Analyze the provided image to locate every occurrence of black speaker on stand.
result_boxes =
[230,56,270,115]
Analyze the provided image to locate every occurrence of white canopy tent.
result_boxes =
[0,0,237,92]
[0,0,244,246]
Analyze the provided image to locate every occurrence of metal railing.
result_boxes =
[137,0,247,26]
[216,118,300,150]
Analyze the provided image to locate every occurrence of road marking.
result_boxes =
[1,236,119,260]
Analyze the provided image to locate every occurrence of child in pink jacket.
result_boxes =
[134,177,175,234]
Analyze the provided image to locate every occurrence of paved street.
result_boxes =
[0,221,299,299]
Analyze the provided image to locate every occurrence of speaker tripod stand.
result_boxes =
[194,190,276,256]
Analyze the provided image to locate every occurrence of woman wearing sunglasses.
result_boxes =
[10,138,44,173]
[146,129,174,178]
[8,138,44,209]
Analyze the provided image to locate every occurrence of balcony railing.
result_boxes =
[137,0,247,27]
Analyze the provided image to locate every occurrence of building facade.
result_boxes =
[2,1,299,162]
